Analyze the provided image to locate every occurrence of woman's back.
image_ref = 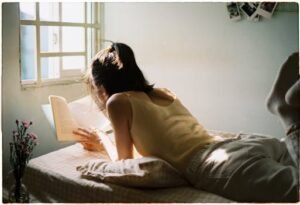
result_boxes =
[122,88,220,172]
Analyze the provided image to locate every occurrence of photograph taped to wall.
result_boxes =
[226,2,241,21]
[240,2,259,20]
[252,14,260,22]
[256,2,277,19]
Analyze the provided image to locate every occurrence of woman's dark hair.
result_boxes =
[86,42,153,97]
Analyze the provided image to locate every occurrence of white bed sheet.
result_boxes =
[23,141,235,203]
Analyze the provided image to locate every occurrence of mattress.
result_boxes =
[22,140,235,203]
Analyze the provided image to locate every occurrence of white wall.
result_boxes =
[103,2,298,134]
[2,3,87,176]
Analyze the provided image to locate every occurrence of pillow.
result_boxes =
[76,157,188,188]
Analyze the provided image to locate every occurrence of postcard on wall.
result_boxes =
[256,2,277,19]
[226,2,241,21]
[240,2,259,20]
[252,14,260,22]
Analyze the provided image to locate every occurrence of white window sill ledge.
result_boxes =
[21,78,84,90]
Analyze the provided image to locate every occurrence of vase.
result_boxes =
[8,177,30,203]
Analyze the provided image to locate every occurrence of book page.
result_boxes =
[97,130,118,161]
[49,95,140,160]
[49,95,80,141]
[68,96,110,131]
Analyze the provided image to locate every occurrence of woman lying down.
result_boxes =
[73,42,299,202]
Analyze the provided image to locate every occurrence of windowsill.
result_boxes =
[21,78,85,90]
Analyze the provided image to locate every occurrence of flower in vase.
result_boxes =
[10,120,38,177]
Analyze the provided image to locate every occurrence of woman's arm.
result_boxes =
[106,93,134,159]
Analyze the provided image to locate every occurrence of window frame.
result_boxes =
[19,2,102,88]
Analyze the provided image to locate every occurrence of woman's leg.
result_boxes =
[266,52,300,167]
[285,78,300,108]
[187,135,299,202]
[286,128,300,168]
[266,52,300,130]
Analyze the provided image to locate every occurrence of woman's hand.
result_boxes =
[73,128,104,152]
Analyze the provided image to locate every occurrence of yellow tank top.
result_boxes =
[125,90,217,173]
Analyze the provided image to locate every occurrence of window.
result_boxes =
[19,2,101,87]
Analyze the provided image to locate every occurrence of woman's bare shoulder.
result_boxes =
[105,92,132,123]
[153,88,177,99]
[106,92,130,109]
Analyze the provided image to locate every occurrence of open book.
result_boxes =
[48,95,118,161]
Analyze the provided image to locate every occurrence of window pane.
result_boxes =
[20,25,37,81]
[87,28,96,62]
[62,2,84,23]
[63,56,85,70]
[87,3,95,24]
[62,27,85,52]
[40,26,60,52]
[39,2,59,21]
[41,57,60,80]
[19,2,36,20]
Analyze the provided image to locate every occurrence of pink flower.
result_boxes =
[22,120,32,129]
[10,119,38,169]
[28,133,38,140]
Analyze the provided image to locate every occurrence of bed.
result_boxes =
[18,131,238,203]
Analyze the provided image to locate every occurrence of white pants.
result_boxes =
[185,133,299,202]
[285,128,300,168]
